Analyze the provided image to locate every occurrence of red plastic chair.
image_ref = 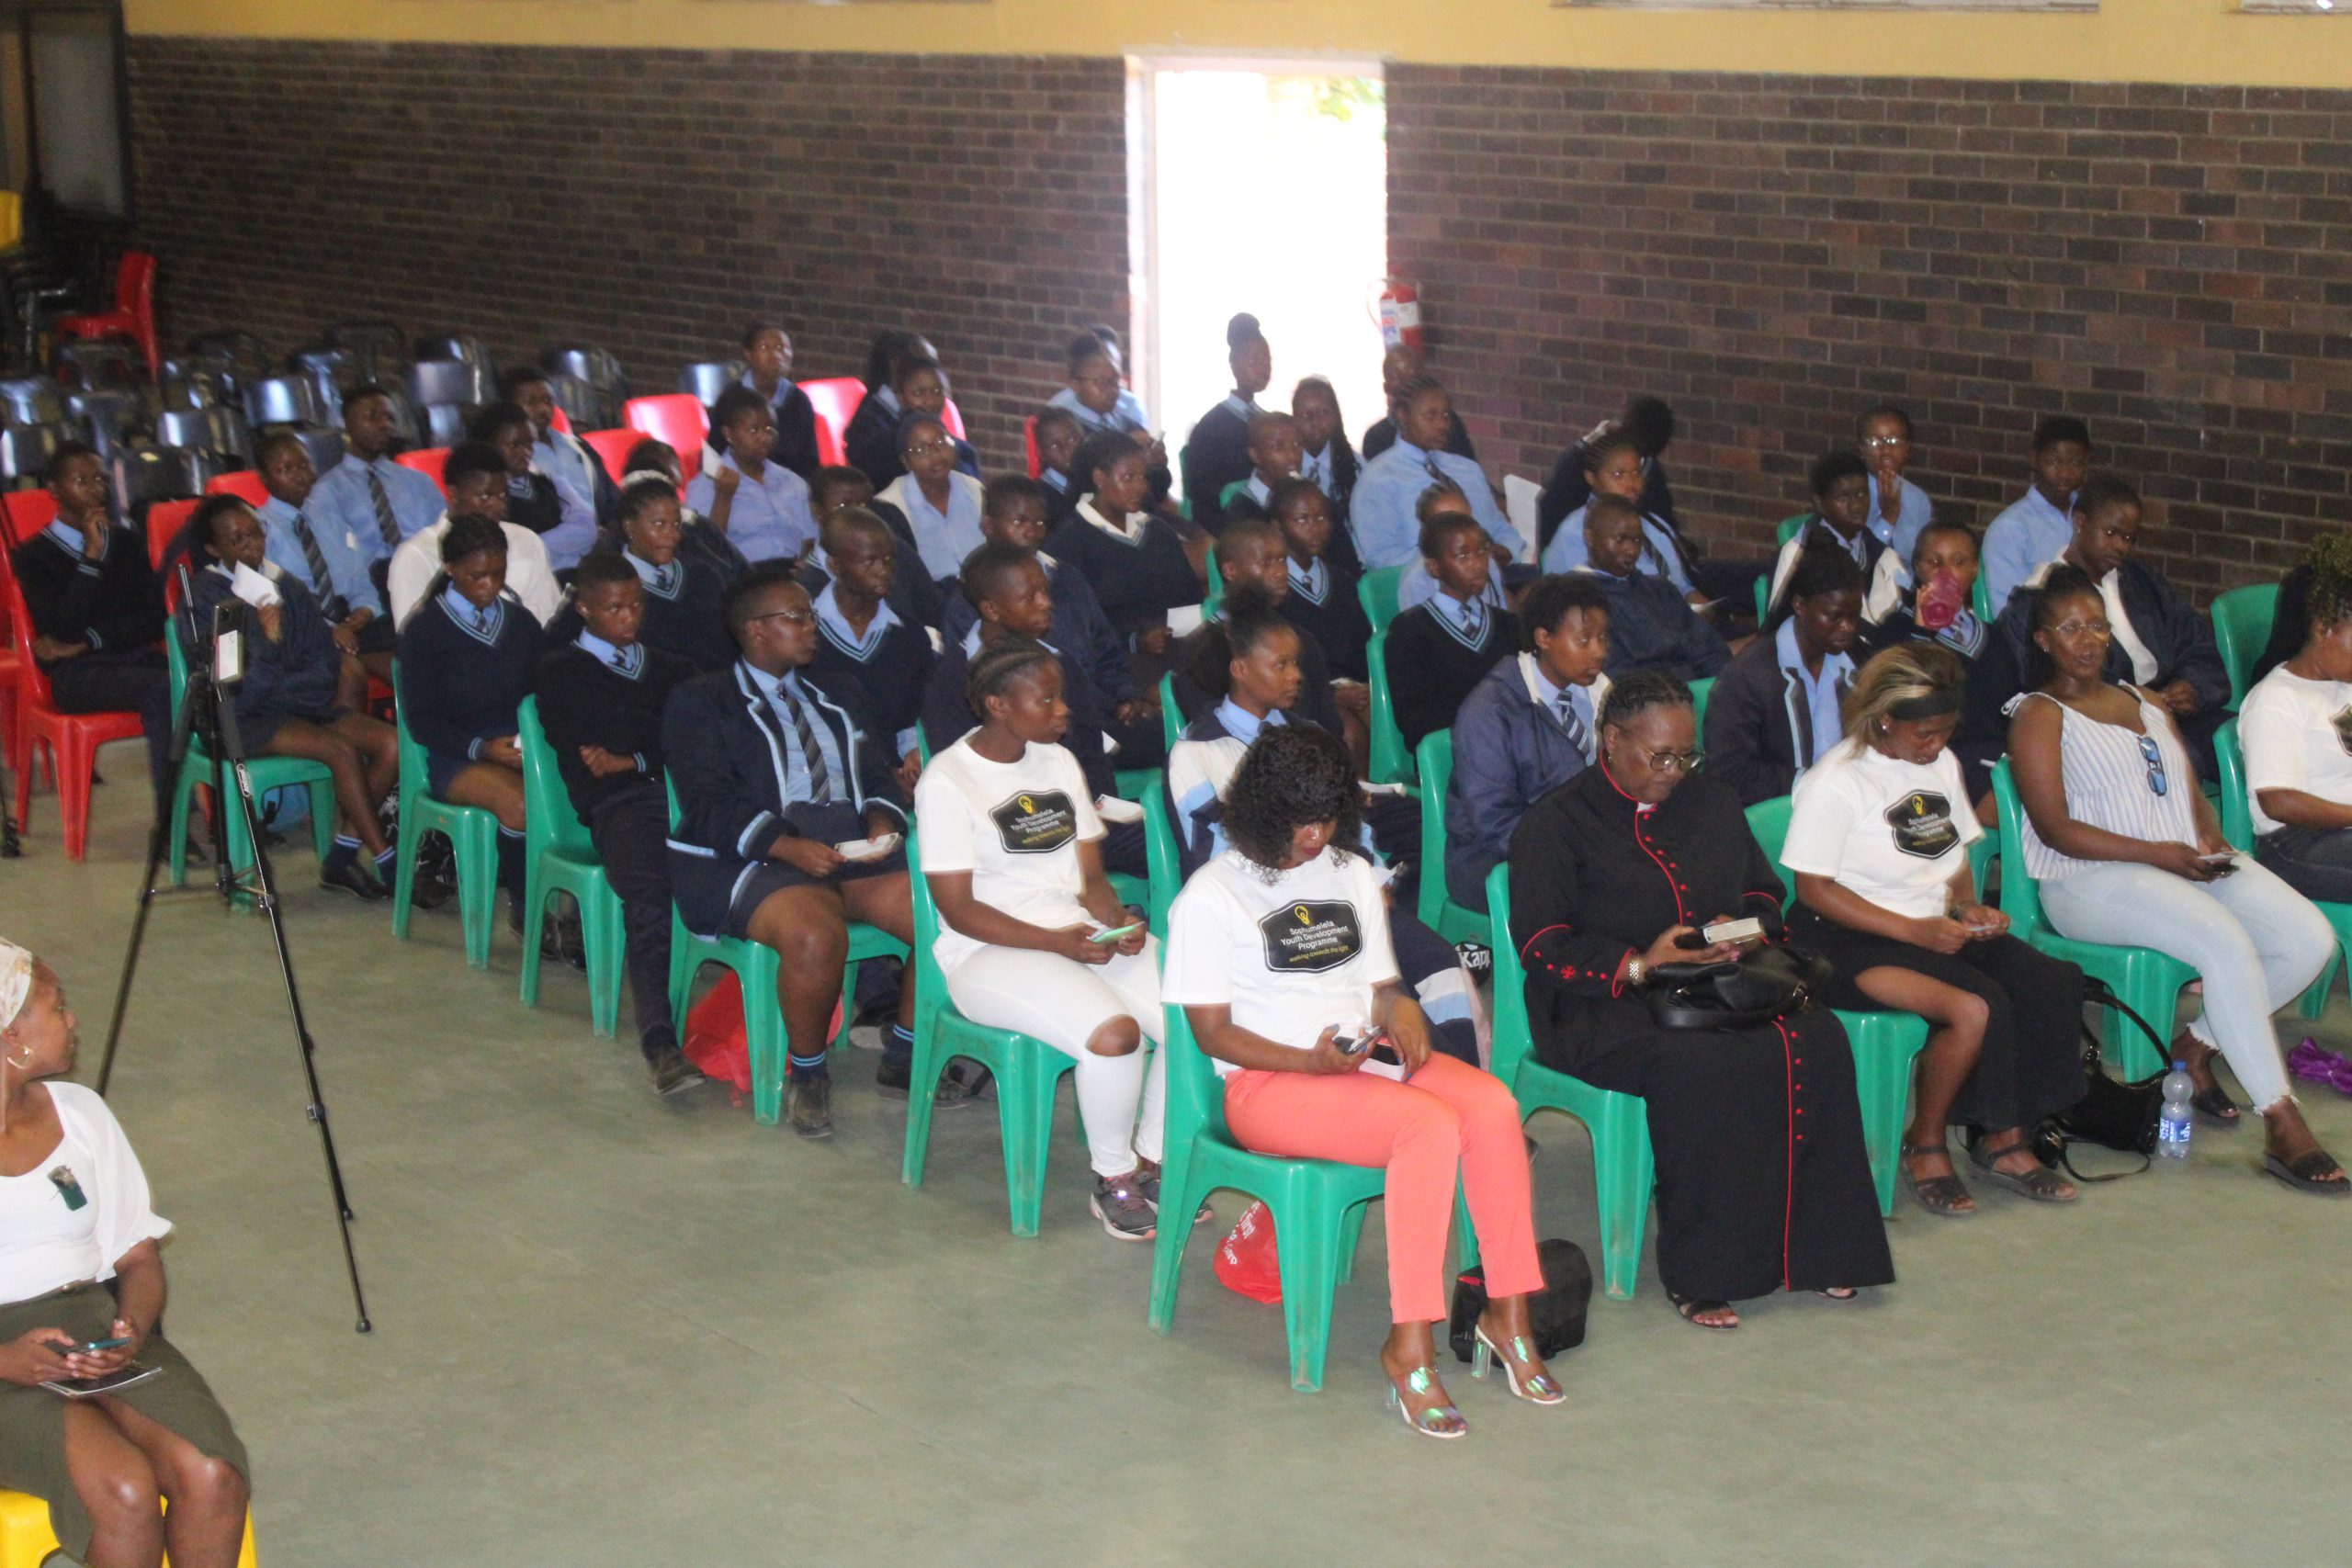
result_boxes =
[549,405,572,435]
[942,399,967,442]
[145,499,201,578]
[798,378,863,469]
[581,428,641,488]
[622,396,707,481]
[396,447,449,496]
[0,531,145,861]
[203,471,270,507]
[1023,414,1041,479]
[52,253,161,381]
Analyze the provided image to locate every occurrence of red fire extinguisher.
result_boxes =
[1368,277,1423,354]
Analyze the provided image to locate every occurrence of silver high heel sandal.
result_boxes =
[1471,1325,1566,1405]
[1385,1365,1468,1439]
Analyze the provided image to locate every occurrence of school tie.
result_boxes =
[365,468,401,549]
[1423,452,1444,481]
[285,510,348,621]
[472,606,492,637]
[783,682,835,803]
[1557,689,1592,762]
[1460,599,1485,643]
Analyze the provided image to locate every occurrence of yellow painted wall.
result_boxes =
[122,0,2352,91]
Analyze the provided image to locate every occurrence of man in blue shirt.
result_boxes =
[253,432,395,673]
[504,367,618,528]
[1350,376,1523,571]
[1981,415,2091,619]
[307,385,446,570]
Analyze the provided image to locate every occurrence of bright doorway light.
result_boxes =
[1129,57,1387,505]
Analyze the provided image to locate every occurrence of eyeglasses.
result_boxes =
[2138,733,2168,798]
[1639,747,1703,773]
[744,608,815,627]
[906,439,956,457]
[1860,435,1910,450]
[2049,617,2111,638]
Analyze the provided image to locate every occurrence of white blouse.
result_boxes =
[0,1083,172,1307]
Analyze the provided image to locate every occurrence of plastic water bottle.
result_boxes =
[2157,1060,2194,1159]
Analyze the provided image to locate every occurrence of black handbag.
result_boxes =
[2029,979,2166,1179]
[1643,942,1831,1032]
[1447,1238,1591,1364]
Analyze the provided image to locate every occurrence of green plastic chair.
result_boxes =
[1486,863,1656,1299]
[1202,539,1224,619]
[164,628,334,899]
[2211,582,2278,712]
[2218,716,2349,1019]
[1106,768,1156,912]
[660,779,909,1124]
[900,827,1084,1236]
[1159,671,1184,753]
[1743,795,1934,1217]
[1146,999,1389,1390]
[1412,729,1491,948]
[1359,565,1406,636]
[514,697,625,1037]
[1774,513,1807,547]
[1991,758,2194,1078]
[1971,574,1994,626]
[390,662,502,969]
[1690,676,1714,738]
[1142,784,1182,933]
[1365,629,1416,788]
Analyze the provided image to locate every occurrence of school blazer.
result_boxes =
[1700,636,1850,807]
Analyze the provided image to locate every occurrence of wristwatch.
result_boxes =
[1623,954,1649,990]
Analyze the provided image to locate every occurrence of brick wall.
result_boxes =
[1389,68,2352,597]
[124,39,1130,473]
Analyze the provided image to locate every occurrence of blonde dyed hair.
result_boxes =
[1844,641,1967,749]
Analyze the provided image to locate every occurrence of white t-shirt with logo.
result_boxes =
[2241,665,2352,837]
[1781,738,1982,921]
[1162,847,1401,1078]
[915,737,1104,976]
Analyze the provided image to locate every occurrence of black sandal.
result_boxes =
[2261,1149,2351,1197]
[1668,1292,1738,1329]
[1901,1142,1975,1217]
[2192,1083,2242,1127]
[1967,1138,2079,1203]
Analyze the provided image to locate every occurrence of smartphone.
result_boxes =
[1702,917,1766,946]
[1331,1029,1382,1057]
[1088,921,1143,944]
[66,1337,129,1356]
[2201,853,2238,877]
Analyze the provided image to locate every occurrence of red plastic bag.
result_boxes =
[1213,1200,1282,1304]
[682,976,840,1106]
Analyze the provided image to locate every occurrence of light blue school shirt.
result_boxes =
[1539,503,1696,594]
[1775,615,1856,777]
[1981,487,2075,620]
[310,452,445,559]
[684,455,818,566]
[256,493,383,618]
[1048,384,1152,432]
[1865,473,1934,563]
[741,662,849,806]
[1347,438,1522,570]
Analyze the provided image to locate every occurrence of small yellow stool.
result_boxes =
[0,1486,256,1567]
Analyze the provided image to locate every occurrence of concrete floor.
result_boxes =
[5,750,2350,1568]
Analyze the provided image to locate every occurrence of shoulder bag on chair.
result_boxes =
[1643,943,1831,1032]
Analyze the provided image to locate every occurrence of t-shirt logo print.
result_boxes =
[2331,705,2352,758]
[989,789,1078,854]
[1258,900,1364,974]
[1884,790,1960,861]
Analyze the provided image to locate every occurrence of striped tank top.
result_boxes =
[2017,689,2199,882]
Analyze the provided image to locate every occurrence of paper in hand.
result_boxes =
[229,561,282,610]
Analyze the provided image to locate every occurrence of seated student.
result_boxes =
[251,430,396,679]
[1968,475,2228,784]
[1702,546,1864,807]
[1290,375,1361,534]
[1168,596,1479,1066]
[1536,393,1680,559]
[394,514,551,934]
[1350,376,1524,574]
[1215,409,1304,525]
[858,355,979,492]
[877,414,986,586]
[1165,724,1558,1438]
[1570,496,1731,682]
[841,328,933,490]
[1866,520,1988,665]
[1762,450,1902,626]
[807,507,934,793]
[1858,404,1933,560]
[2009,565,2344,1195]
[1033,407,1086,527]
[1046,431,1205,659]
[917,640,1172,1241]
[1047,321,1152,429]
[1783,643,2086,1214]
[1443,573,1611,912]
[10,445,172,813]
[923,543,1147,877]
[1397,482,1508,616]
[471,400,597,573]
[1179,312,1272,534]
[386,442,562,629]
[685,387,820,567]
[1383,511,1522,753]
[1361,343,1476,463]
[1539,425,1707,609]
[664,567,922,1134]
[607,473,734,671]
[188,496,398,899]
[2238,535,2352,906]
[1170,521,1351,734]
[738,321,821,479]
[1981,414,2092,618]
[623,437,746,583]
[532,552,703,1094]
[801,463,946,631]
[504,366,618,528]
[307,383,446,570]
[1271,477,1373,684]
[1059,334,1171,505]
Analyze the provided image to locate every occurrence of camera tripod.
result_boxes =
[94,570,372,1332]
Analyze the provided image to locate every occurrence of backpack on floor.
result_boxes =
[1448,1237,1591,1362]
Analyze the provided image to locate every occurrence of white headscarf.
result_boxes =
[0,942,29,1032]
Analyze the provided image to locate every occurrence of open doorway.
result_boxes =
[1127,57,1387,505]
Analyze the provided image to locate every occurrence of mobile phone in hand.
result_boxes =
[1089,921,1143,944]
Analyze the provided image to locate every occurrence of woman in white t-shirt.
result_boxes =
[0,946,249,1568]
[916,640,1170,1244]
[2245,536,2352,908]
[1783,645,2086,1214]
[1162,724,1556,1441]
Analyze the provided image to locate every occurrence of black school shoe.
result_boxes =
[874,1057,982,1107]
[319,859,389,901]
[648,1046,706,1097]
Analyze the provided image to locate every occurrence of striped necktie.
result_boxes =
[1557,689,1591,762]
[365,468,401,549]
[285,510,347,621]
[783,682,834,802]
[1460,598,1485,643]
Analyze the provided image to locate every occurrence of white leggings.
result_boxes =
[2040,857,2335,1111]
[944,940,1166,1178]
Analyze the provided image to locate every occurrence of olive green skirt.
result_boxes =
[0,1282,248,1563]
